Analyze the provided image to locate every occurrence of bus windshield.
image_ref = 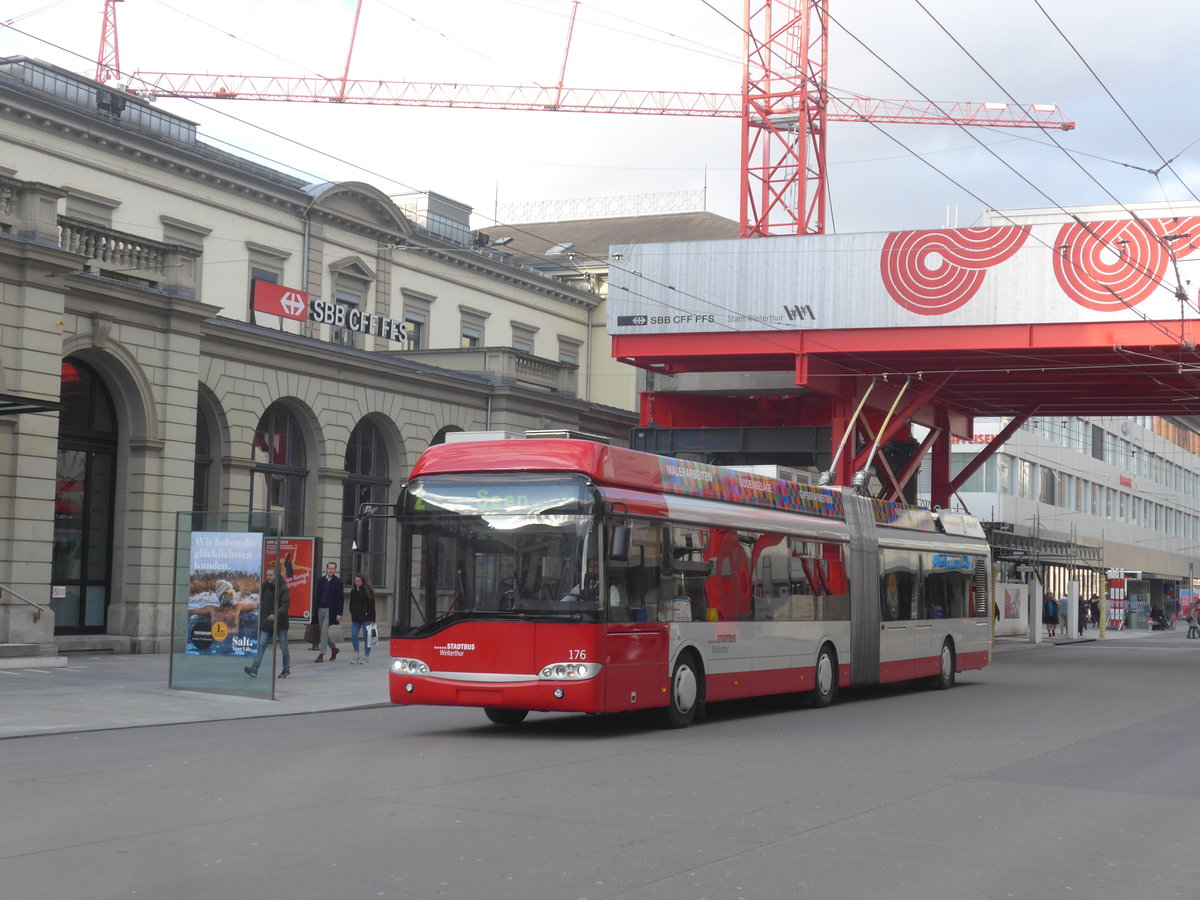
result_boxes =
[400,474,601,634]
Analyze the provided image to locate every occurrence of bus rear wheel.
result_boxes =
[812,645,837,708]
[932,640,956,690]
[660,652,702,729]
[484,707,529,725]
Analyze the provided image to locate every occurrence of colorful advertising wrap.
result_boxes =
[264,537,316,623]
[608,216,1200,334]
[186,531,264,657]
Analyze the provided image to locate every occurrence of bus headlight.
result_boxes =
[539,662,599,680]
[392,657,430,675]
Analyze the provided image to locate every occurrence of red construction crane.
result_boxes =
[96,0,1074,237]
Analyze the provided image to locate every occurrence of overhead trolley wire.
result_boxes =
[819,3,1200,353]
[5,12,1200,391]
[911,0,1200,321]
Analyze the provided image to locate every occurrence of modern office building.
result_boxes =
[951,414,1200,628]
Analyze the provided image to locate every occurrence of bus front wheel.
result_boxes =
[812,645,837,708]
[484,707,529,725]
[660,652,702,729]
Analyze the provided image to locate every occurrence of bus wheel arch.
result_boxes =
[812,643,838,708]
[484,707,529,725]
[660,648,704,729]
[933,638,956,690]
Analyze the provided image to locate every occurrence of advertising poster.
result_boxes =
[995,583,1029,637]
[264,537,316,623]
[186,531,264,657]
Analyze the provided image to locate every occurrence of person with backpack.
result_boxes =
[1043,591,1058,638]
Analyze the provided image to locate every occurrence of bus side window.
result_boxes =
[922,554,971,619]
[750,533,788,621]
[881,549,919,621]
[817,544,851,621]
[617,521,665,622]
[671,526,711,621]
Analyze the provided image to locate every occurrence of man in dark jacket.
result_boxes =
[245,565,291,678]
[314,561,344,662]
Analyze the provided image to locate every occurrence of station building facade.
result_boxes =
[0,57,635,654]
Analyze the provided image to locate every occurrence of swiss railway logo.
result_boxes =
[617,315,648,326]
[882,218,1200,315]
[252,279,309,321]
[278,290,306,318]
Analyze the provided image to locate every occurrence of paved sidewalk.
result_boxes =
[992,623,1180,652]
[0,650,391,739]
[0,626,1181,739]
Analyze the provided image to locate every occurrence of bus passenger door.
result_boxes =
[602,523,670,712]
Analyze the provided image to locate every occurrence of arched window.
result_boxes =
[192,408,212,514]
[53,358,117,633]
[251,403,307,535]
[343,419,390,586]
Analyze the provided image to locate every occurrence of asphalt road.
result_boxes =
[3,639,1198,900]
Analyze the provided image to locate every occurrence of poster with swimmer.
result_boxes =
[186,532,264,656]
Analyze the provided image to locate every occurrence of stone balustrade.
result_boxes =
[58,216,198,298]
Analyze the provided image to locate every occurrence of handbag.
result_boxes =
[365,623,379,648]
[303,620,319,644]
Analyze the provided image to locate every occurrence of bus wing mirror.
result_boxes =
[353,506,376,551]
[609,524,630,562]
[353,518,369,551]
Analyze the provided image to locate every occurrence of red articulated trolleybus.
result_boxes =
[388,435,991,728]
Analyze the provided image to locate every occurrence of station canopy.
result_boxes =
[607,208,1200,423]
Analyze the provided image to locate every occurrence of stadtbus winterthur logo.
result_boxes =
[782,304,816,321]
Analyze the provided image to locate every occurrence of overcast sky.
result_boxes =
[4,0,1199,234]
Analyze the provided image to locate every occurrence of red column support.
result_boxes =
[930,407,953,509]
[950,410,1034,493]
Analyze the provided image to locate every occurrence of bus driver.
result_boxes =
[561,560,621,609]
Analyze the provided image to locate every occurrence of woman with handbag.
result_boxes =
[348,573,376,664]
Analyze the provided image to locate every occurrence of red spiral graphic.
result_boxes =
[881,226,1030,315]
[1054,217,1200,311]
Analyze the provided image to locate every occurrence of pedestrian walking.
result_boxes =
[244,565,290,679]
[314,561,344,663]
[1078,595,1087,635]
[1089,595,1101,629]
[1187,610,1199,639]
[1043,591,1058,638]
[348,573,376,663]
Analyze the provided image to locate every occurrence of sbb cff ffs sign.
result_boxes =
[252,280,408,344]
